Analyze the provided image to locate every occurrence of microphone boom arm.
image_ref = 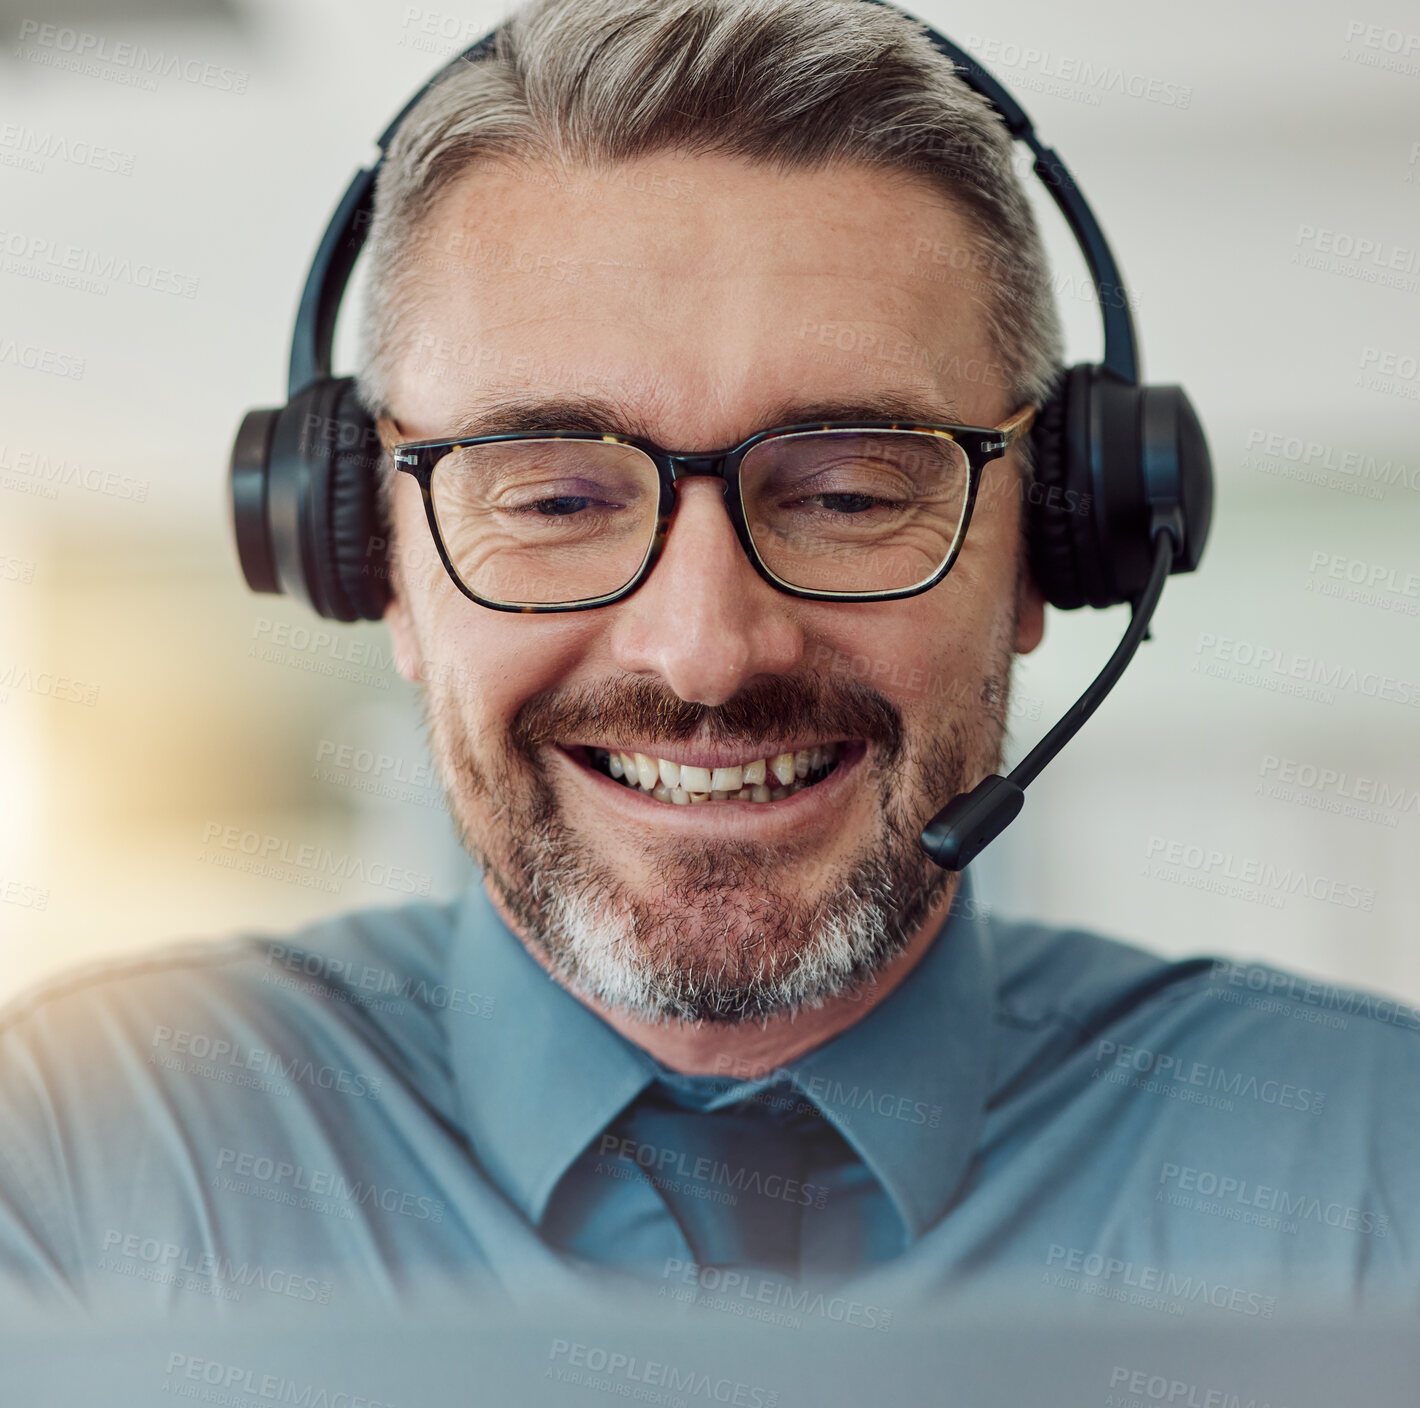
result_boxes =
[920,527,1177,871]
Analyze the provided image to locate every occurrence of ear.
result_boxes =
[384,591,425,684]
[1015,563,1046,655]
[381,521,426,685]
[376,446,428,685]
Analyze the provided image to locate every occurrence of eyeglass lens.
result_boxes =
[426,430,972,606]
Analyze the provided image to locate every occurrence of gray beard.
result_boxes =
[421,670,1008,1026]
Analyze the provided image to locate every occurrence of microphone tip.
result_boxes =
[919,774,1025,871]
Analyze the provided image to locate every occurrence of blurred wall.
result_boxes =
[1,0,1417,1005]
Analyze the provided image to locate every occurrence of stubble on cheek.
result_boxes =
[418,677,529,878]
[401,558,1022,1020]
[419,660,987,977]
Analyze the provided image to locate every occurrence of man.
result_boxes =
[1,0,1416,1331]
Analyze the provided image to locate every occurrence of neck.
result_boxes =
[485,876,960,1076]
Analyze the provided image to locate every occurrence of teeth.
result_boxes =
[593,743,843,805]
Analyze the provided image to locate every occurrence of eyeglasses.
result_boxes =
[379,406,1035,612]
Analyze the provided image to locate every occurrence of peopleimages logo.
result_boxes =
[200,821,431,897]
[0,443,150,500]
[1340,19,1420,77]
[0,876,48,910]
[1143,834,1377,911]
[0,121,136,176]
[248,618,395,689]
[1306,551,1420,617]
[547,1340,779,1406]
[14,21,249,94]
[1293,223,1420,282]
[164,1354,393,1408]
[1157,1162,1390,1238]
[597,1131,830,1210]
[0,226,199,298]
[1108,1364,1291,1407]
[150,1025,383,1102]
[99,1230,331,1304]
[1092,1039,1326,1115]
[660,1259,894,1332]
[0,660,100,708]
[214,1147,445,1223]
[1242,427,1417,496]
[1208,960,1420,1033]
[1257,754,1420,828]
[1044,1245,1277,1318]
[961,36,1193,107]
[1192,631,1420,710]
[0,344,85,383]
[263,944,495,1020]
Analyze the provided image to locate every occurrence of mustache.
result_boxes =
[513,673,905,765]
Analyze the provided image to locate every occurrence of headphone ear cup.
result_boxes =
[320,379,392,623]
[1026,365,1092,610]
[234,377,392,622]
[1026,366,1214,612]
[230,405,282,595]
[1140,383,1213,576]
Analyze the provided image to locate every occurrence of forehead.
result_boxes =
[388,151,1006,440]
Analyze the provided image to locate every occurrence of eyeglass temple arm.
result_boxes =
[991,404,1036,451]
[376,415,403,452]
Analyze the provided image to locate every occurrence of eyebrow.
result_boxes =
[440,389,975,448]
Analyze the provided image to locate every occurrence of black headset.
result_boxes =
[229,0,1213,870]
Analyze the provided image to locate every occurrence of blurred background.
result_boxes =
[1,0,1416,1007]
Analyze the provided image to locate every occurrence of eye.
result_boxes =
[807,492,885,514]
[529,496,595,516]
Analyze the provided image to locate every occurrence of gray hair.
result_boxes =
[355,0,1063,473]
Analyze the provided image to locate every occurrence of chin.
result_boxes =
[430,672,975,1024]
[491,818,946,1026]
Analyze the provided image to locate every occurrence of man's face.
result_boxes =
[382,152,1044,1024]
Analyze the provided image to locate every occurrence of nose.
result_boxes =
[606,477,804,706]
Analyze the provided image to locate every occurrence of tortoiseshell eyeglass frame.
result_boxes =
[376,405,1036,613]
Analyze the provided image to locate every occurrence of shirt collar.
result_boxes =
[443,879,659,1225]
[443,871,995,1239]
[776,874,996,1239]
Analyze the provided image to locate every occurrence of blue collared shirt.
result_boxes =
[0,871,1417,1321]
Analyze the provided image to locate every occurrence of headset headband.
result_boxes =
[286,4,1140,399]
[236,0,1213,871]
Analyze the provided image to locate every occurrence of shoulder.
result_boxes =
[0,892,462,1049]
[984,911,1420,1115]
[0,894,469,1302]
[0,892,466,1159]
[986,911,1214,1036]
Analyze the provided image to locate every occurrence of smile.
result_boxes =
[576,743,846,804]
